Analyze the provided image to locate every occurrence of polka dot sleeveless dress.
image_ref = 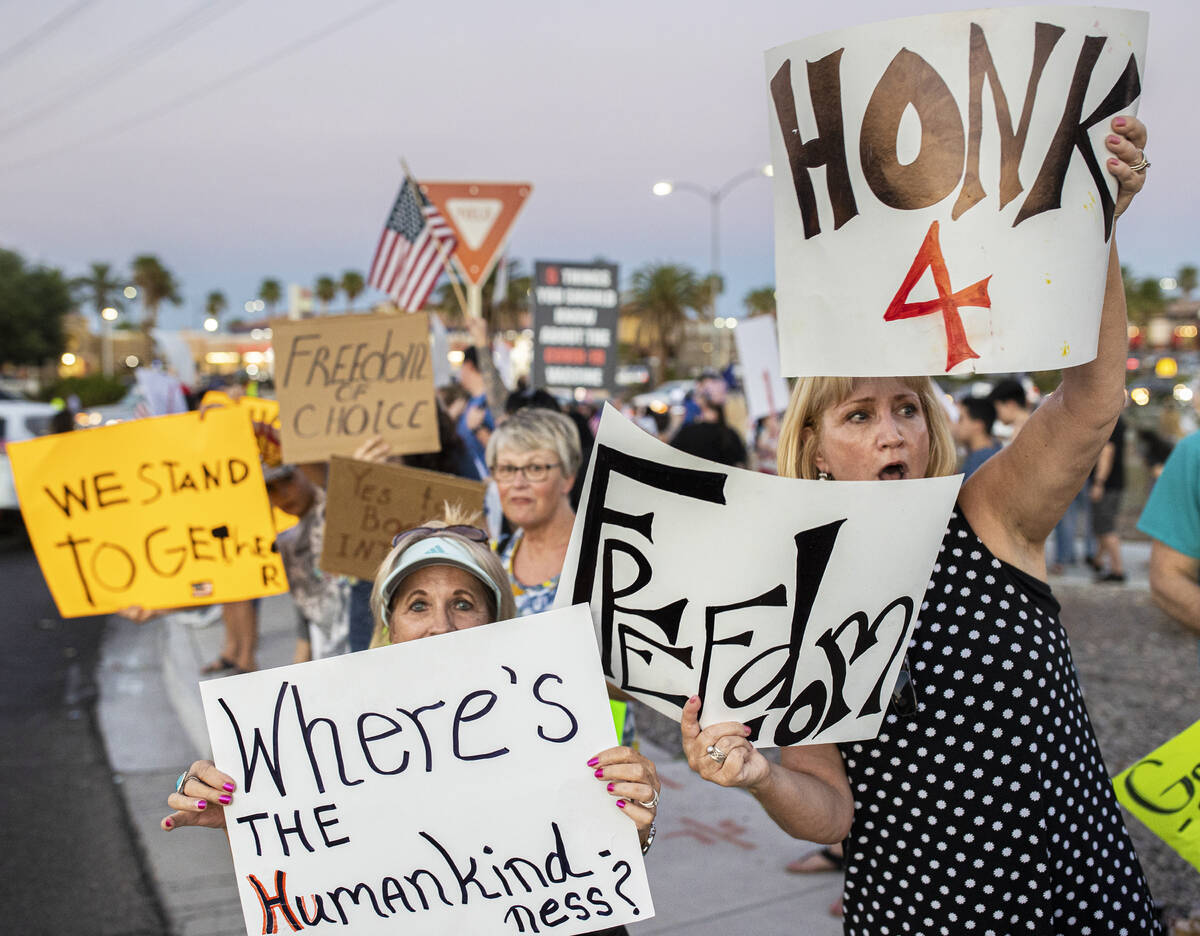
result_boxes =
[840,509,1161,935]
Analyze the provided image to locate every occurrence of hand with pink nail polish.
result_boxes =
[588,744,661,850]
[161,759,236,832]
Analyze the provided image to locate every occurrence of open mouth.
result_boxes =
[878,462,908,480]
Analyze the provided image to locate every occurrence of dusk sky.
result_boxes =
[1,0,1195,331]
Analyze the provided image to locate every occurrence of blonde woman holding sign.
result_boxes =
[681,117,1163,933]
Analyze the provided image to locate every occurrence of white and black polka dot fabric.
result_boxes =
[840,509,1161,935]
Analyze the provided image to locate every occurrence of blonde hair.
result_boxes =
[486,407,582,478]
[776,376,956,480]
[368,504,516,647]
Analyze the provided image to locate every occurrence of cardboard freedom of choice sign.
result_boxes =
[531,260,620,393]
[1113,718,1200,873]
[765,6,1148,376]
[556,405,961,747]
[320,456,487,581]
[272,312,440,463]
[732,315,792,422]
[9,407,288,617]
[202,604,652,936]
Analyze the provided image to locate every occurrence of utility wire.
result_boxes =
[0,0,243,141]
[0,0,98,75]
[0,0,397,173]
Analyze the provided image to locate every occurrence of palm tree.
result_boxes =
[130,254,181,332]
[629,262,700,384]
[341,270,365,312]
[314,275,337,314]
[485,258,531,332]
[1178,265,1198,300]
[743,286,777,317]
[259,278,282,316]
[1122,267,1164,329]
[693,272,724,320]
[71,261,124,322]
[205,290,227,323]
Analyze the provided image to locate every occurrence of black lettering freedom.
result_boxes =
[771,20,1142,240]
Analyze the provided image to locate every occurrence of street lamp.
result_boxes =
[203,316,219,332]
[652,163,773,291]
[100,307,118,376]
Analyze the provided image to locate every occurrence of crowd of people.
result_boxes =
[99,113,1200,934]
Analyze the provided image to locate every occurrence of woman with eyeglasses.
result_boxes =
[162,511,661,936]
[487,407,582,617]
[680,117,1163,933]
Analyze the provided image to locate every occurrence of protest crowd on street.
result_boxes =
[4,3,1200,936]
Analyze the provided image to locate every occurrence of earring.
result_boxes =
[818,470,832,481]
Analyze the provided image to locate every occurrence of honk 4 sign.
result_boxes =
[203,604,652,936]
[765,6,1147,376]
[556,405,961,747]
[9,407,288,617]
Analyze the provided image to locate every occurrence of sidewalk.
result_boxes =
[96,596,844,936]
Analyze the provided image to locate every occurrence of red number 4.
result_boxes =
[884,221,991,372]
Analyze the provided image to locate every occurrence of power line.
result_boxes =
[0,0,98,75]
[0,0,244,142]
[0,0,397,173]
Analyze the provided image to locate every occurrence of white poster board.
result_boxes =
[556,405,961,747]
[732,316,792,421]
[202,604,653,936]
[765,6,1148,376]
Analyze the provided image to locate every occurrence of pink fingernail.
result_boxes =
[607,782,615,792]
[688,695,699,704]
[196,800,207,810]
[594,768,604,778]
[1107,134,1120,145]
[743,725,753,735]
[223,782,235,792]
[1108,158,1120,166]
[163,818,173,829]
[616,799,627,808]
[218,795,232,805]
[587,756,599,767]
[1114,116,1127,127]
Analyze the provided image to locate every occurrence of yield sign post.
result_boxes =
[419,181,532,318]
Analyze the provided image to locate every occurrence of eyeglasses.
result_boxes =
[891,656,918,720]
[390,525,490,548]
[491,462,561,483]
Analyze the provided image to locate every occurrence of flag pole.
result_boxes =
[399,158,472,319]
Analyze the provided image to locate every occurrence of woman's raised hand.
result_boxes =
[352,434,393,463]
[680,696,770,790]
[1108,115,1149,221]
[588,746,660,845]
[162,760,236,832]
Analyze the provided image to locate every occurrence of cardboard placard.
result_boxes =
[320,456,487,580]
[732,316,792,421]
[272,312,440,463]
[9,407,288,617]
[531,260,620,393]
[1113,718,1200,873]
[202,604,653,936]
[765,6,1148,376]
[556,405,961,747]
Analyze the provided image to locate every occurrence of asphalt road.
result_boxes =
[0,532,166,935]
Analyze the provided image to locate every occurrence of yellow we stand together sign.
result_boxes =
[1113,718,1200,872]
[10,406,289,617]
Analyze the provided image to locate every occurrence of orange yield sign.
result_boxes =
[419,181,532,286]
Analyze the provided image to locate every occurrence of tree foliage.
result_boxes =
[341,270,365,311]
[71,261,124,319]
[1178,265,1198,299]
[259,278,282,315]
[0,248,71,365]
[628,262,700,383]
[205,290,227,320]
[130,254,181,332]
[314,274,337,311]
[743,286,777,317]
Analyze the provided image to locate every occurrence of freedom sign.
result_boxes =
[765,6,1148,376]
[202,604,653,936]
[9,407,288,617]
[556,405,960,747]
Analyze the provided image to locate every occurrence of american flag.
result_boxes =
[367,178,457,311]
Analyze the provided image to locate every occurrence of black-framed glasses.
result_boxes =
[891,656,918,720]
[390,525,490,548]
[491,462,561,483]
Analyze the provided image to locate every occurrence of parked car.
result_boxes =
[0,391,60,512]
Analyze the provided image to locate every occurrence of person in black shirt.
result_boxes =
[669,388,747,467]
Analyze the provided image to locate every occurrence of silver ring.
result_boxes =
[1129,151,1150,173]
[176,773,199,795]
[637,789,660,810]
[706,744,728,765]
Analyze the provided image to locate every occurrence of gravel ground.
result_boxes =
[1059,582,1200,924]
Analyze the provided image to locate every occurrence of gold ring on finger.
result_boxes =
[1129,151,1150,173]
[637,789,660,810]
